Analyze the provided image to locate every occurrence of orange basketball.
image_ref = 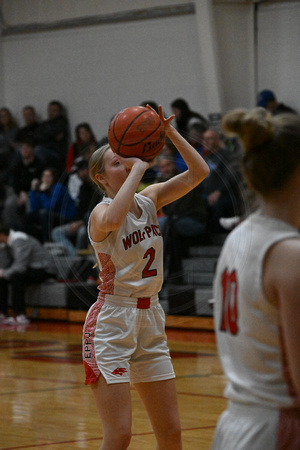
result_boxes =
[108,106,165,161]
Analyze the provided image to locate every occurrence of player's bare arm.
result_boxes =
[264,238,300,397]
[142,124,209,211]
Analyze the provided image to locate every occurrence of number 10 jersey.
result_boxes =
[213,211,300,409]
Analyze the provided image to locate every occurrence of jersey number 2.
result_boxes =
[220,268,239,335]
[142,247,157,278]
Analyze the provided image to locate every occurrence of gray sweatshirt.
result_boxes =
[2,230,57,280]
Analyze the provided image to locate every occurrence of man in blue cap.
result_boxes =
[256,89,298,115]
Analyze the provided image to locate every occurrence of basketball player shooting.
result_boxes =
[82,104,209,449]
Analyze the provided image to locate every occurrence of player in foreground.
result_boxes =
[212,108,300,449]
[82,105,209,449]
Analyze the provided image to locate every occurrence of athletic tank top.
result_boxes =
[88,193,163,300]
[213,211,300,408]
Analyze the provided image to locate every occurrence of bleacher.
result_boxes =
[161,232,227,318]
[25,246,98,322]
[24,233,227,324]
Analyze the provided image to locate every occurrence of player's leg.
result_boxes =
[91,375,132,450]
[134,379,182,450]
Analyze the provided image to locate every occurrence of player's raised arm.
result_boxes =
[142,105,210,211]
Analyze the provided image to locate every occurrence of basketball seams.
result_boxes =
[120,120,164,148]
[108,106,165,159]
[109,111,122,153]
[113,110,148,152]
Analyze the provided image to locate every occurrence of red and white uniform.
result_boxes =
[212,212,300,449]
[90,193,163,301]
[82,193,175,385]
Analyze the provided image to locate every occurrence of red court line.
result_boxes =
[1,374,225,400]
[0,339,60,349]
[1,374,224,395]
[2,426,216,449]
[0,385,86,397]
[178,390,224,400]
[0,374,82,385]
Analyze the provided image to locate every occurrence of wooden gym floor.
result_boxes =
[0,316,227,449]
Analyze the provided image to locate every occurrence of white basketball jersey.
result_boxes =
[213,211,300,408]
[89,193,163,300]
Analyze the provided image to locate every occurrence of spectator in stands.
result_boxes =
[0,183,7,221]
[188,122,207,153]
[140,100,159,113]
[67,143,97,201]
[219,135,255,231]
[160,139,178,158]
[34,100,70,174]
[2,138,44,230]
[176,122,208,171]
[201,128,242,232]
[26,167,76,242]
[52,158,102,255]
[15,105,40,145]
[65,122,98,173]
[256,89,298,115]
[155,155,180,184]
[170,98,208,138]
[156,155,208,279]
[0,107,19,184]
[0,223,56,325]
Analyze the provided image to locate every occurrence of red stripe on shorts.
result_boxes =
[82,296,105,385]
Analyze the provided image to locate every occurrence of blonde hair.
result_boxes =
[89,144,110,192]
[222,108,300,196]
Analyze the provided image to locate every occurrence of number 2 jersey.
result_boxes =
[213,211,300,409]
[88,193,163,301]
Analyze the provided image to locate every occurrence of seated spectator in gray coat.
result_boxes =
[0,223,57,325]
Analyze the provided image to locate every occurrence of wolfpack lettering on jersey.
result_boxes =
[88,193,163,301]
[122,224,161,250]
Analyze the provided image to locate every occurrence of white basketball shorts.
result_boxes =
[212,401,300,450]
[82,294,175,385]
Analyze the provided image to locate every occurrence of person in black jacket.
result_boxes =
[155,155,208,280]
[170,98,208,139]
[34,100,70,175]
[0,107,19,184]
[51,158,102,255]
[2,138,44,230]
[15,105,40,145]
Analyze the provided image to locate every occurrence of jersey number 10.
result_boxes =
[220,268,239,335]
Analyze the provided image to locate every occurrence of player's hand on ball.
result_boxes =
[146,104,175,132]
[116,154,153,171]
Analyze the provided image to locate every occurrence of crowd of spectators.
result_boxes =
[0,93,297,268]
[0,100,104,253]
[0,93,298,323]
